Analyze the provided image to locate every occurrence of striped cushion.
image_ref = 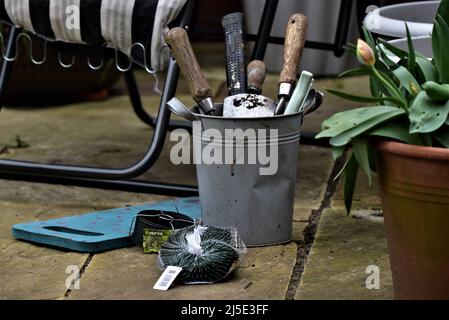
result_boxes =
[0,0,187,71]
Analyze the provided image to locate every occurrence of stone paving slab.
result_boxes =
[0,184,169,300]
[296,208,392,300]
[0,239,86,300]
[0,201,88,300]
[0,88,332,299]
[0,64,386,300]
[296,169,393,300]
[69,244,296,300]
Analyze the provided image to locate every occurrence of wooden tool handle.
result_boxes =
[279,13,308,85]
[165,27,212,102]
[247,60,266,94]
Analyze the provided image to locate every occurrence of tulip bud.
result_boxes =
[356,39,375,66]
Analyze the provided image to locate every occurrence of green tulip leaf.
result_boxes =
[422,81,449,101]
[434,125,449,147]
[345,43,356,55]
[339,68,370,78]
[363,26,378,61]
[326,88,404,106]
[332,146,345,160]
[432,18,441,79]
[409,90,449,133]
[378,39,408,60]
[343,153,359,215]
[377,52,397,68]
[369,77,382,98]
[416,57,438,82]
[367,119,424,145]
[317,106,404,139]
[373,69,407,106]
[421,133,433,146]
[352,137,372,186]
[437,0,449,30]
[433,15,449,83]
[376,43,400,68]
[329,109,406,146]
[367,142,377,173]
[405,24,417,75]
[393,66,420,95]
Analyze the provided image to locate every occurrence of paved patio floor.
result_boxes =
[0,44,393,300]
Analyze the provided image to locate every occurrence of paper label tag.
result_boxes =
[153,266,183,291]
[142,229,172,253]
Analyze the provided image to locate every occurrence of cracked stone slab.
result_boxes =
[0,183,170,300]
[0,202,89,299]
[0,65,343,300]
[68,243,297,300]
[295,146,333,215]
[0,105,326,300]
[0,239,87,300]
[292,221,308,242]
[296,208,393,300]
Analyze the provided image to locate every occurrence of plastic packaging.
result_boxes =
[158,225,247,284]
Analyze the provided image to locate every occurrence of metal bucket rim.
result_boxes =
[190,104,304,121]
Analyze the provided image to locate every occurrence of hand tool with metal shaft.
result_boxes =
[275,13,309,115]
[222,12,247,95]
[221,14,274,118]
[284,70,314,114]
[165,27,215,115]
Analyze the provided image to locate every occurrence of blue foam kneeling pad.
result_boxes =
[12,197,201,253]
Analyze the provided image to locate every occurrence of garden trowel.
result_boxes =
[221,13,275,118]
[165,27,215,115]
[275,13,309,115]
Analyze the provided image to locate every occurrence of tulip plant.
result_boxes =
[316,0,449,214]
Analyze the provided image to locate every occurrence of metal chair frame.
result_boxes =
[0,0,353,197]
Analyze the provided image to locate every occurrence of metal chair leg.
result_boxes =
[123,69,154,127]
[251,0,279,61]
[0,1,199,197]
[0,54,198,196]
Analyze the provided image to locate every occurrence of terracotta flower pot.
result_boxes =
[376,140,449,300]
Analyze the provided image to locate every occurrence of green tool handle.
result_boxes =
[284,71,314,115]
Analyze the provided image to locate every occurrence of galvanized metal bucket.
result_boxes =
[192,104,302,246]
